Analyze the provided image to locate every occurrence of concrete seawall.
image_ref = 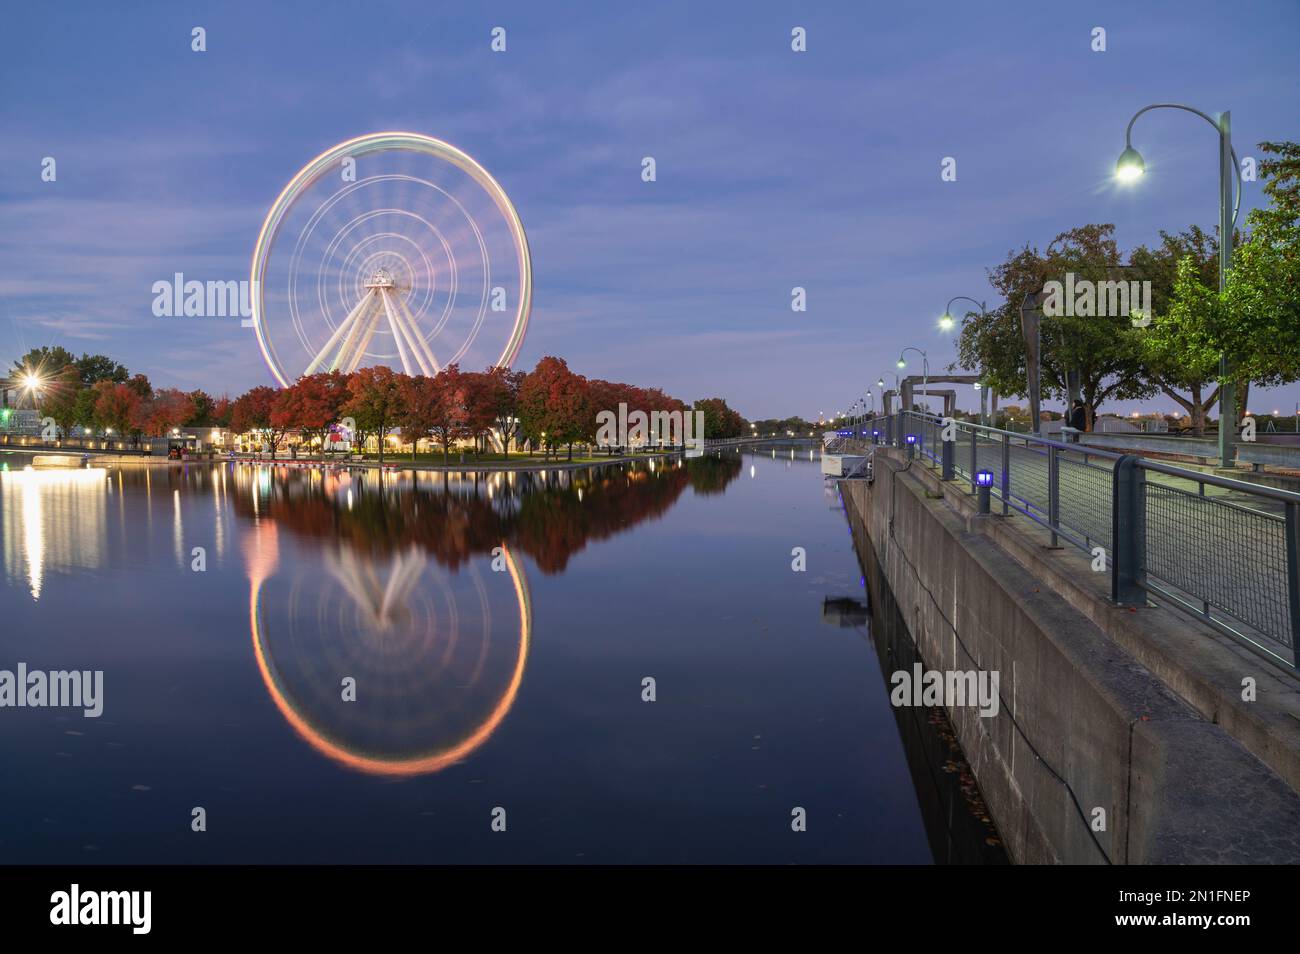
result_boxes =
[840,448,1300,864]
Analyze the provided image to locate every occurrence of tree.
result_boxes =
[693,397,746,439]
[73,386,100,433]
[342,366,405,465]
[185,390,216,426]
[1134,141,1300,432]
[271,372,348,456]
[399,368,469,463]
[126,374,153,399]
[1222,141,1300,398]
[74,353,128,387]
[1129,227,1221,435]
[395,374,441,461]
[92,382,142,442]
[210,395,234,428]
[36,365,83,439]
[481,366,526,458]
[517,356,592,459]
[133,388,193,438]
[231,385,281,456]
[10,346,75,381]
[956,224,1155,422]
[459,370,499,454]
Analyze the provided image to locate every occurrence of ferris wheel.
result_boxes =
[250,132,532,386]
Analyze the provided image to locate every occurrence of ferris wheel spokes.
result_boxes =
[300,268,442,377]
[303,291,376,376]
[394,290,441,374]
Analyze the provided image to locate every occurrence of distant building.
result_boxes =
[0,408,41,436]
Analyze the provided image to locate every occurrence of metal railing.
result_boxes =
[851,410,1300,670]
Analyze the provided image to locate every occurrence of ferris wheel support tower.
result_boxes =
[303,269,441,376]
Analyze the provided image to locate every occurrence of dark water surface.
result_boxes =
[0,446,995,863]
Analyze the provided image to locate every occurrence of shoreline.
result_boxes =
[0,445,725,474]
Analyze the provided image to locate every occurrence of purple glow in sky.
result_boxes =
[1,0,1298,419]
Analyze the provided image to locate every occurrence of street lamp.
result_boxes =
[941,296,986,332]
[18,371,45,407]
[1114,102,1241,466]
[942,296,991,423]
[897,347,930,413]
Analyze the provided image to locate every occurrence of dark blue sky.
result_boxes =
[2,0,1298,419]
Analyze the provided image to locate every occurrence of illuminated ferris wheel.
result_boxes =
[250,132,532,387]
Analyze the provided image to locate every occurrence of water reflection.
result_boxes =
[232,455,741,776]
[244,518,532,777]
[0,447,963,862]
[226,454,742,574]
[0,466,108,600]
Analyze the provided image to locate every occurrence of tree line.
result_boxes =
[7,348,750,461]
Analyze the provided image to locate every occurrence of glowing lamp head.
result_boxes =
[973,382,982,391]
[896,359,906,369]
[1115,146,1145,183]
[976,469,994,487]
[905,434,917,445]
[877,378,885,388]
[871,429,879,437]
[938,313,955,331]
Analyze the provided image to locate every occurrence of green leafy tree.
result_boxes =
[1222,141,1300,400]
[692,397,746,438]
[956,225,1156,422]
[1129,227,1221,435]
[74,354,128,387]
[10,346,75,381]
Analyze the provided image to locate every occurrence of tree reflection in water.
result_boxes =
[231,454,742,776]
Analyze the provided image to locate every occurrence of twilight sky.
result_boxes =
[2,0,1298,420]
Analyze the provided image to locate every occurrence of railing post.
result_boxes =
[1000,433,1010,514]
[1048,445,1060,547]
[1112,455,1146,605]
[1285,502,1300,668]
[941,429,954,480]
[969,427,977,492]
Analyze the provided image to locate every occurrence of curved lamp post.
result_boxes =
[940,296,986,331]
[897,347,929,412]
[941,296,990,423]
[1115,102,1242,466]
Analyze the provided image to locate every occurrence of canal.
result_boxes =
[0,447,1002,863]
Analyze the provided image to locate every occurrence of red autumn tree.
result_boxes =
[427,364,472,463]
[480,365,526,458]
[231,385,284,457]
[458,370,499,454]
[341,366,406,465]
[132,388,194,438]
[91,381,141,443]
[517,356,594,460]
[271,371,348,456]
[395,374,441,462]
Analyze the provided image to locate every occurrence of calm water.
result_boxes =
[0,446,999,863]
